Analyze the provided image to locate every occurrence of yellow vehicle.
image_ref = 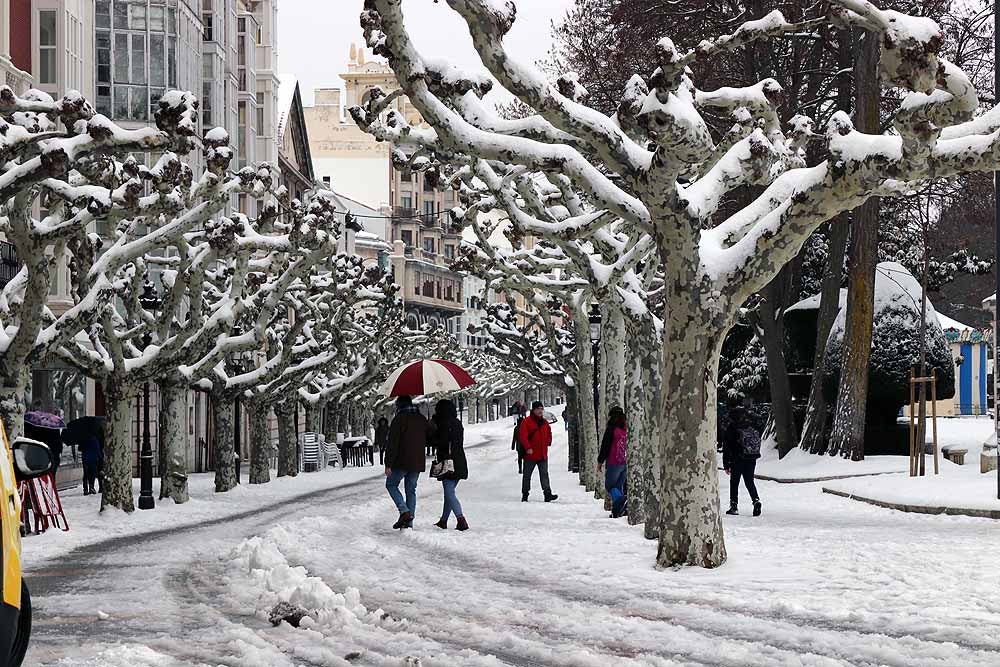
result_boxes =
[0,423,53,667]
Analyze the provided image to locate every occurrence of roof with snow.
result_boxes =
[276,74,298,148]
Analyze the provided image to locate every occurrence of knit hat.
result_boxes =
[531,401,544,410]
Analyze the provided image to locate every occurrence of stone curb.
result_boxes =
[822,487,1000,519]
[755,470,904,484]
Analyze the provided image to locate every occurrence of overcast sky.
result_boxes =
[278,0,576,108]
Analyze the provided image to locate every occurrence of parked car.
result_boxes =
[0,426,54,666]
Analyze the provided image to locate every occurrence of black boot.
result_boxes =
[393,511,413,529]
[544,492,558,503]
[753,500,762,517]
[521,493,529,502]
[726,503,738,515]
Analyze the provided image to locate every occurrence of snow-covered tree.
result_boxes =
[354,0,1000,569]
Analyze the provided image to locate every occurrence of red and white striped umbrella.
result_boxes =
[379,359,477,397]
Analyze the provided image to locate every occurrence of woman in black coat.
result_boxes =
[374,417,389,465]
[431,399,469,531]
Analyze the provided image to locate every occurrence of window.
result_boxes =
[114,33,128,82]
[129,3,146,30]
[130,86,148,121]
[256,92,264,135]
[202,14,213,40]
[97,32,111,84]
[423,238,435,255]
[150,34,165,86]
[423,175,433,192]
[444,244,455,260]
[400,230,413,247]
[38,10,57,85]
[322,176,331,186]
[238,17,246,32]
[131,34,146,85]
[96,0,111,28]
[113,1,128,29]
[423,200,435,219]
[400,194,412,209]
[150,6,165,31]
[238,35,246,66]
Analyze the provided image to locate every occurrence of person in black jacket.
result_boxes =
[431,399,469,531]
[374,417,389,465]
[722,407,762,516]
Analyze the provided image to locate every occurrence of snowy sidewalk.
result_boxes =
[25,416,516,566]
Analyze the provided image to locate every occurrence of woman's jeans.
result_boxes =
[440,479,464,520]
[386,469,420,516]
[605,464,627,516]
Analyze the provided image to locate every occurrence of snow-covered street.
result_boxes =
[25,418,1000,667]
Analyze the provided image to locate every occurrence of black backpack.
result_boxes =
[737,425,761,458]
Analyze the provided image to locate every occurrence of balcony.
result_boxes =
[392,206,438,226]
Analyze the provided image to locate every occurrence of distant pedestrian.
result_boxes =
[385,395,430,529]
[375,417,389,466]
[430,399,469,531]
[511,401,527,474]
[518,401,557,502]
[597,406,627,518]
[78,434,103,496]
[722,407,762,516]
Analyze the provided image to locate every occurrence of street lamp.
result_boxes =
[589,303,602,433]
[137,280,160,510]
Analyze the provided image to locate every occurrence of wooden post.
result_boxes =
[931,368,940,475]
[909,369,917,477]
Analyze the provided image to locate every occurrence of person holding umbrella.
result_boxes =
[385,395,430,529]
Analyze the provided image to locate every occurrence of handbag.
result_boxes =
[430,421,456,479]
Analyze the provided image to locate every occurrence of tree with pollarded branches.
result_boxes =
[353,0,1000,568]
[0,87,207,442]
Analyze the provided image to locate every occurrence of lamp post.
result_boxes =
[589,303,602,432]
[137,280,160,510]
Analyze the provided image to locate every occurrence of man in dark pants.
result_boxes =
[518,401,557,502]
[722,407,762,516]
[385,395,429,528]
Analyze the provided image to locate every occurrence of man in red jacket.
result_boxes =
[518,401,558,503]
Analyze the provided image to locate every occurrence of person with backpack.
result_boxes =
[430,399,469,531]
[518,401,557,502]
[722,407,762,516]
[597,406,628,518]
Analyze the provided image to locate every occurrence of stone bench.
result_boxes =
[942,446,968,465]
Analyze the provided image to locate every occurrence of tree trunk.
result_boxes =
[248,400,271,484]
[623,323,646,526]
[757,272,798,457]
[799,216,850,454]
[276,401,298,477]
[212,396,237,492]
[828,32,880,461]
[0,371,28,442]
[572,313,599,492]
[157,379,189,503]
[598,303,626,503]
[656,335,727,569]
[101,381,136,512]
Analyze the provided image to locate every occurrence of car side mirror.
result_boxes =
[11,437,53,481]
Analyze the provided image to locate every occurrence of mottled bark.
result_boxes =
[248,400,271,484]
[275,401,298,477]
[0,373,28,442]
[212,397,237,492]
[572,314,599,492]
[101,382,136,512]
[800,216,850,454]
[157,380,189,503]
[657,336,727,569]
[829,33,880,461]
[304,402,322,434]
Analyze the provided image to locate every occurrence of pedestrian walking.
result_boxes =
[385,395,430,529]
[597,406,627,518]
[518,401,557,502]
[722,407,762,516]
[430,399,469,531]
[375,417,389,466]
[511,401,527,474]
[78,434,103,496]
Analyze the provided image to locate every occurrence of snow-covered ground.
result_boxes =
[29,408,1000,666]
[754,416,995,482]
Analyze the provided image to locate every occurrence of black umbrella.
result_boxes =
[61,416,106,447]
